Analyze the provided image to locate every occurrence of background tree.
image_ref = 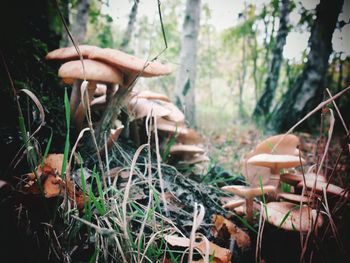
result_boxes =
[71,0,91,43]
[253,0,293,122]
[270,0,344,132]
[175,0,201,127]
[120,0,140,51]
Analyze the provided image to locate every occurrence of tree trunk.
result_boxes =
[253,0,291,122]
[270,0,344,132]
[71,0,90,43]
[238,34,247,118]
[120,0,139,51]
[175,0,201,127]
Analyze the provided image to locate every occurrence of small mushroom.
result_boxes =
[128,98,171,120]
[133,90,170,102]
[169,144,205,155]
[221,185,276,224]
[277,193,312,204]
[264,201,323,232]
[155,117,188,136]
[280,172,327,186]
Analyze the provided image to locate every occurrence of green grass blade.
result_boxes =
[41,129,53,166]
[61,89,70,178]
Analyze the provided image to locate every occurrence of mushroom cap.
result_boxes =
[46,45,99,60]
[264,201,323,232]
[58,59,123,84]
[157,100,185,123]
[156,117,188,136]
[176,128,203,144]
[88,48,172,77]
[178,154,210,165]
[247,154,305,171]
[169,144,205,155]
[133,90,170,102]
[94,84,107,96]
[280,173,327,186]
[221,185,277,199]
[44,175,62,198]
[222,198,246,209]
[254,134,300,156]
[297,180,349,199]
[243,164,278,187]
[278,193,311,204]
[128,98,171,119]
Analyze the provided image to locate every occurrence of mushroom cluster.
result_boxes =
[127,89,209,174]
[45,45,172,144]
[220,133,350,232]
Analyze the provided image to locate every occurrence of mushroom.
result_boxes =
[156,117,188,136]
[264,201,323,232]
[247,154,306,191]
[221,185,276,224]
[88,47,172,80]
[169,144,205,155]
[58,59,123,129]
[46,45,101,116]
[280,172,327,186]
[128,97,171,120]
[222,198,246,210]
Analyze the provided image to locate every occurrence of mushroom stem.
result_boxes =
[70,80,82,116]
[246,198,254,224]
[74,81,98,130]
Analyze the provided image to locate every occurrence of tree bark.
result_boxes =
[71,0,90,43]
[270,0,343,132]
[120,0,139,51]
[253,0,291,122]
[175,0,201,127]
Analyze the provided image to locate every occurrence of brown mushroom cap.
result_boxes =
[157,100,185,123]
[46,45,100,61]
[254,134,300,156]
[297,180,349,199]
[58,59,123,84]
[264,201,323,232]
[169,144,205,155]
[243,164,278,187]
[221,185,277,199]
[176,128,203,144]
[247,154,305,171]
[128,98,171,120]
[88,48,172,77]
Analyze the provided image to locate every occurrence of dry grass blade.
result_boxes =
[19,89,45,137]
[188,203,205,263]
[326,88,348,134]
[122,144,148,244]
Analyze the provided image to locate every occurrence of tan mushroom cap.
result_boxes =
[88,48,172,77]
[44,175,62,198]
[243,164,279,187]
[221,185,277,199]
[134,90,170,102]
[264,202,323,232]
[157,101,185,123]
[278,193,311,203]
[176,128,203,144]
[222,198,246,210]
[247,154,305,171]
[254,134,300,156]
[169,144,205,155]
[297,180,349,199]
[46,45,100,60]
[58,59,123,85]
[178,154,210,165]
[280,173,327,186]
[128,98,171,120]
[156,117,188,135]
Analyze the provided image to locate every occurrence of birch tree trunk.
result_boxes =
[71,0,90,43]
[270,0,344,132]
[175,0,201,127]
[120,0,139,51]
[253,0,291,122]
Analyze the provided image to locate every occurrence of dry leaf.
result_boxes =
[164,235,231,263]
[212,215,251,249]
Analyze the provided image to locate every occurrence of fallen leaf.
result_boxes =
[212,215,251,249]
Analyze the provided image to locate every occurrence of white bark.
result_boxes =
[175,0,201,127]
